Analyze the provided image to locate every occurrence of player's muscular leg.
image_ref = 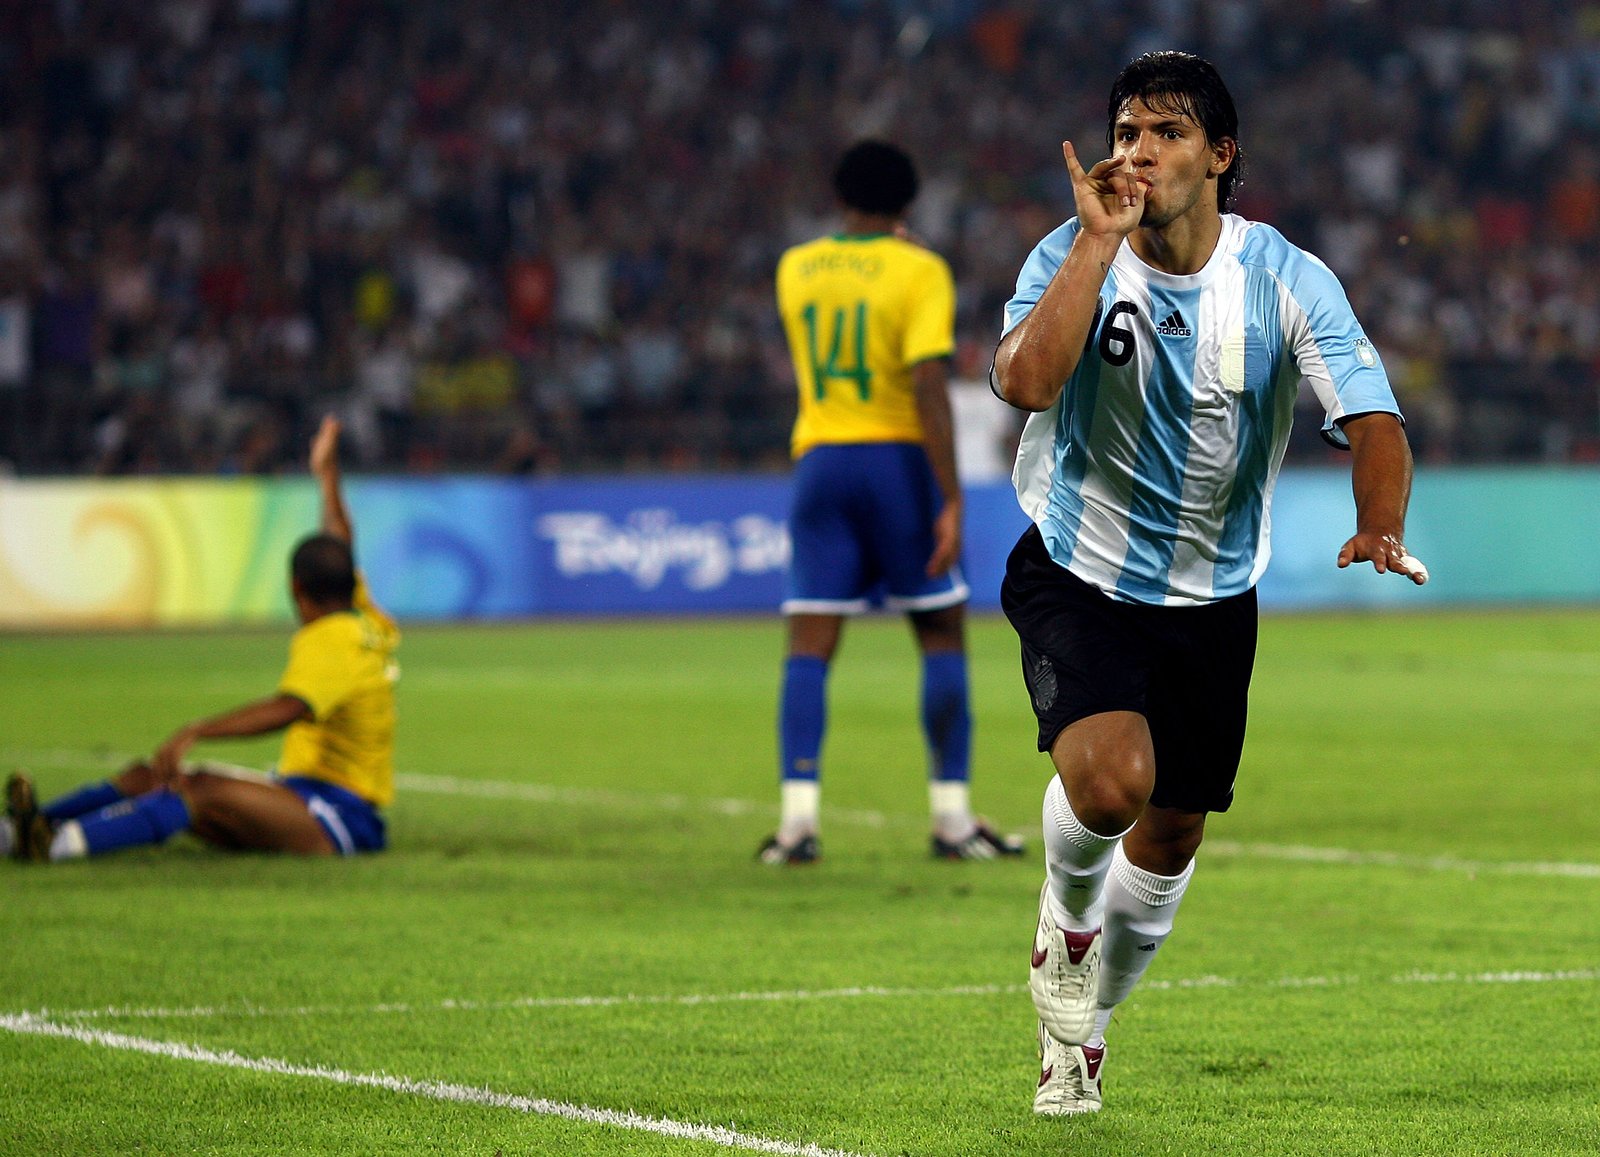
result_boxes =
[1122,806,1207,876]
[1049,710,1154,835]
[180,773,336,855]
[909,604,964,654]
[787,613,846,662]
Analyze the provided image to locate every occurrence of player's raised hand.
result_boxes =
[1063,141,1144,238]
[1337,531,1429,585]
[310,413,341,478]
[310,412,354,543]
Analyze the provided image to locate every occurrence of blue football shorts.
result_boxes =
[280,776,388,855]
[783,441,969,615]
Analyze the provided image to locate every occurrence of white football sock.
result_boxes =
[1097,843,1194,1009]
[50,820,89,861]
[1086,1008,1114,1050]
[1041,775,1130,933]
[777,780,820,842]
[929,780,975,840]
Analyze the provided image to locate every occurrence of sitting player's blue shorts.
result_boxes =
[280,776,388,855]
[783,442,970,615]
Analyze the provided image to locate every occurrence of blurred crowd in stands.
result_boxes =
[1,0,1598,476]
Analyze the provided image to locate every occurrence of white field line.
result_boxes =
[1199,839,1600,880]
[20,969,1600,1026]
[0,1015,868,1157]
[392,771,891,828]
[30,984,1023,1023]
[5,747,1598,880]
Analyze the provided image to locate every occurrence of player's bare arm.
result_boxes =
[1337,412,1426,583]
[311,414,353,545]
[912,357,963,576]
[993,143,1141,412]
[150,694,313,783]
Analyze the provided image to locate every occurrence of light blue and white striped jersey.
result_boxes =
[1001,213,1401,607]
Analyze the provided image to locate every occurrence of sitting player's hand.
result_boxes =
[310,414,342,477]
[151,727,198,784]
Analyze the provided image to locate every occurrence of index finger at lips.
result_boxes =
[1062,141,1084,179]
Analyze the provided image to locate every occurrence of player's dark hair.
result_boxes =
[1107,51,1243,211]
[832,140,919,217]
[291,533,356,605]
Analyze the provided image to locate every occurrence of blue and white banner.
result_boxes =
[6,468,1599,626]
[350,477,801,618]
[346,475,1034,619]
[349,469,1600,619]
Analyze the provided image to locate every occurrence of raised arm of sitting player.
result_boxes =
[310,414,353,545]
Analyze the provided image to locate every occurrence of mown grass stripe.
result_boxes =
[19,969,1598,1025]
[5,748,1597,879]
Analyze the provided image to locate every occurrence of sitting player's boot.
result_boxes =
[1029,882,1101,1044]
[931,819,1025,860]
[1034,1020,1105,1115]
[756,832,820,865]
[5,772,53,863]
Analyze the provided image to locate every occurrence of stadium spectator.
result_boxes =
[759,140,1023,865]
[991,52,1426,1115]
[3,415,400,861]
[1,2,1597,474]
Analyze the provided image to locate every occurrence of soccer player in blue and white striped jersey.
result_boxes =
[990,51,1427,1116]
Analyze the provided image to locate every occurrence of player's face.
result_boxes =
[1112,97,1231,229]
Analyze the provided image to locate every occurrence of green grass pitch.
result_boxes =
[2,609,1598,1155]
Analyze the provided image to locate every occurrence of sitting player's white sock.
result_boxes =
[50,820,89,861]
[1097,843,1194,1009]
[777,780,819,843]
[1042,775,1128,933]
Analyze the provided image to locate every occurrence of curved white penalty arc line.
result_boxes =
[0,1014,872,1157]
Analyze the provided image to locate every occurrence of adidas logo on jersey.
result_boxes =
[1155,310,1191,337]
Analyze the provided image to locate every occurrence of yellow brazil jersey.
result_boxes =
[777,233,956,458]
[276,577,400,807]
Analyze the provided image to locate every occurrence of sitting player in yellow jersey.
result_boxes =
[760,140,1023,864]
[4,416,400,861]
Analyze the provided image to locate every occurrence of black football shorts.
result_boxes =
[1000,524,1257,813]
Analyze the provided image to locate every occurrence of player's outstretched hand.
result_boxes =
[310,414,341,478]
[1063,141,1145,238]
[1337,531,1429,585]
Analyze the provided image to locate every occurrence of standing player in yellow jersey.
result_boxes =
[4,415,400,861]
[759,140,1023,864]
